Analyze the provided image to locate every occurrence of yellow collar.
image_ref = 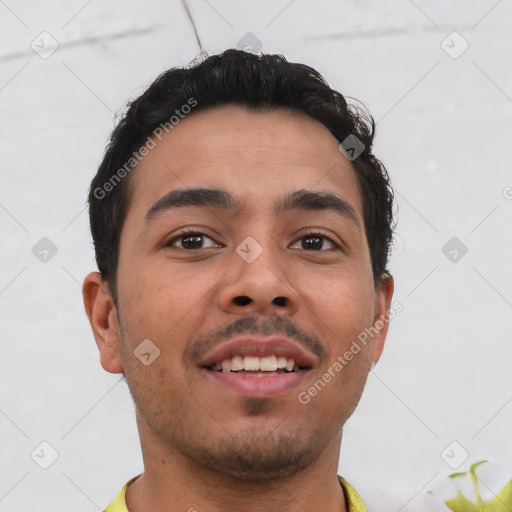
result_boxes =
[104,474,367,512]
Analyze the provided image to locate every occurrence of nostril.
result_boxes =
[234,296,252,306]
[273,297,287,307]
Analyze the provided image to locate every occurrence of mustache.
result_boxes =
[187,314,327,363]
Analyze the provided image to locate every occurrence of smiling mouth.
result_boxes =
[205,354,311,376]
[202,353,313,398]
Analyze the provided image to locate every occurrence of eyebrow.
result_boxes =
[144,187,361,229]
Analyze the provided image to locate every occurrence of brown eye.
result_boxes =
[290,234,338,251]
[167,232,221,250]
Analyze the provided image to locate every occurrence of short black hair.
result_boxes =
[88,49,394,305]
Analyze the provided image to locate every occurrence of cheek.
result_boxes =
[298,351,371,431]
[116,260,224,373]
[118,261,201,332]
[121,351,187,432]
[300,268,375,338]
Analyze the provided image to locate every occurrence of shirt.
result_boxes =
[103,474,367,511]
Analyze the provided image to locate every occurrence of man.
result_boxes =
[83,48,395,512]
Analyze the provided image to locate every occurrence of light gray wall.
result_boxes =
[1,1,511,510]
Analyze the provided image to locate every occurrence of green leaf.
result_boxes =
[450,471,469,479]
[445,491,479,512]
[469,460,488,507]
[470,461,488,479]
[481,479,512,512]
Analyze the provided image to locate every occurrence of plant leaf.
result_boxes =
[450,472,469,479]
[445,491,479,512]
[481,479,512,512]
[470,460,488,479]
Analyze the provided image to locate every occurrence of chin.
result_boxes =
[194,428,316,483]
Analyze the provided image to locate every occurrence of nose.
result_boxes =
[216,239,300,317]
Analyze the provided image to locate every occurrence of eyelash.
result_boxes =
[165,227,343,251]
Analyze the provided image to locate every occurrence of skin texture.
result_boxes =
[83,105,394,512]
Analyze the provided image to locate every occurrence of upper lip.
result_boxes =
[198,336,318,369]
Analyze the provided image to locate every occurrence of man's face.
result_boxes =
[91,105,393,481]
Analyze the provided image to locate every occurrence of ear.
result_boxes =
[82,272,124,374]
[370,273,394,366]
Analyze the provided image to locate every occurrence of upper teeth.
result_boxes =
[212,355,299,372]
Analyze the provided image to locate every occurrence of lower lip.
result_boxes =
[203,369,309,398]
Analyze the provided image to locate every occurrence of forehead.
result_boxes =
[125,105,364,224]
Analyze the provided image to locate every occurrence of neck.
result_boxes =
[126,423,347,512]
